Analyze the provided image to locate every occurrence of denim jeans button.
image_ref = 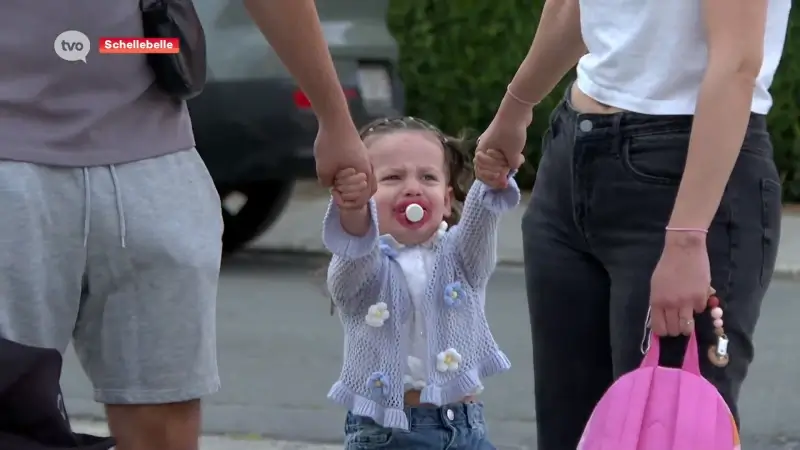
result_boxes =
[446,409,455,420]
[579,119,593,132]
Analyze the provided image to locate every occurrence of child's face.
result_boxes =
[367,131,453,246]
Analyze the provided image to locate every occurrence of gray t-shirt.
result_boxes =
[0,0,195,166]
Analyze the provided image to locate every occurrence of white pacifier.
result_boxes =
[404,203,424,223]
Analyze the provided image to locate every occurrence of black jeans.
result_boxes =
[521,93,782,450]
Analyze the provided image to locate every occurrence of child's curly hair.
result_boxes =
[358,116,474,227]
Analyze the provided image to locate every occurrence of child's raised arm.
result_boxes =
[323,169,385,315]
[447,150,521,287]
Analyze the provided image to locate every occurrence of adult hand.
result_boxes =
[314,119,376,204]
[474,149,522,189]
[476,95,533,173]
[649,232,711,337]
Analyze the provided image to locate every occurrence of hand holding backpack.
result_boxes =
[578,328,741,450]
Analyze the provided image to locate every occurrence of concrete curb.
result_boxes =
[246,186,800,277]
[71,420,340,450]
[775,265,800,280]
[241,246,800,279]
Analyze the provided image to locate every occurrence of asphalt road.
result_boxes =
[61,253,800,449]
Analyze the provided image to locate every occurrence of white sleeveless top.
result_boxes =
[575,0,792,115]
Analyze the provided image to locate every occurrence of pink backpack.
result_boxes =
[577,330,741,449]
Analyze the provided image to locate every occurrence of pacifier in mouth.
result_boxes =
[404,203,424,223]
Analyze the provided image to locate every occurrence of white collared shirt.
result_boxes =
[380,222,448,392]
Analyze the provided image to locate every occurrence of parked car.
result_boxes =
[189,0,405,254]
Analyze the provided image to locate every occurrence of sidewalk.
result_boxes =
[251,182,800,276]
[72,421,339,450]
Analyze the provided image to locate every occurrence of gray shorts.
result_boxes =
[0,148,223,404]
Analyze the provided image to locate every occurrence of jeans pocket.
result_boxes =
[621,133,687,185]
[538,101,564,158]
[547,101,565,139]
[471,420,488,441]
[760,178,782,286]
[345,424,395,449]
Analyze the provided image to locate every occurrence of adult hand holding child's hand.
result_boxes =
[332,168,370,210]
[315,120,376,200]
[476,94,532,174]
[474,149,519,189]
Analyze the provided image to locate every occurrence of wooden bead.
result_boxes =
[708,346,729,367]
[714,327,725,336]
[708,295,720,308]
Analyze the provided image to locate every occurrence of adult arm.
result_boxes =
[499,0,585,115]
[323,199,385,315]
[666,0,768,246]
[476,0,584,169]
[244,0,375,191]
[243,0,351,126]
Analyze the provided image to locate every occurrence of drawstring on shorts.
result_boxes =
[82,168,91,247]
[82,166,127,248]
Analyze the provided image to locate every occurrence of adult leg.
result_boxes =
[72,149,223,450]
[586,114,780,425]
[0,162,86,350]
[522,102,613,450]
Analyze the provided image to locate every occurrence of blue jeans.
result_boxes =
[344,402,496,449]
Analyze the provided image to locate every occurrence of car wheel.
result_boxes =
[218,180,295,255]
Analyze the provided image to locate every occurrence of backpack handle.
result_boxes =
[640,327,701,376]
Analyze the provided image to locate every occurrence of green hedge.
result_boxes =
[388,1,800,200]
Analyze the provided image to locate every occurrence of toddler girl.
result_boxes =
[322,116,520,449]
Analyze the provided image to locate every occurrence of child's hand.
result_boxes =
[332,168,370,210]
[474,149,521,189]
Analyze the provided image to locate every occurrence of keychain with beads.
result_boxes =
[707,294,729,367]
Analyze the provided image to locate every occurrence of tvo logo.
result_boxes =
[54,30,90,62]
